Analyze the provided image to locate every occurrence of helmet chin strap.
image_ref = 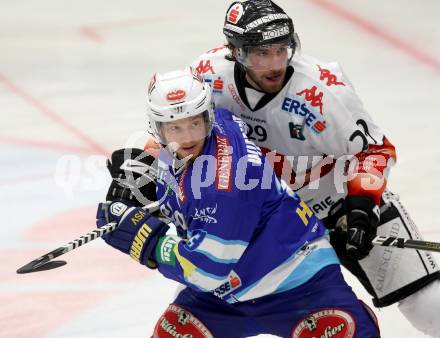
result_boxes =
[160,142,193,175]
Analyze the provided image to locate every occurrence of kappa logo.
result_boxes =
[193,204,218,224]
[317,65,345,87]
[292,309,356,338]
[196,60,215,75]
[296,86,324,115]
[227,3,243,24]
[167,89,186,102]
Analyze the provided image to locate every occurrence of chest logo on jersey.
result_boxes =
[282,96,327,135]
[317,65,346,87]
[193,204,218,224]
[296,86,324,115]
[215,135,233,192]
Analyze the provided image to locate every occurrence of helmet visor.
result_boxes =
[237,42,294,70]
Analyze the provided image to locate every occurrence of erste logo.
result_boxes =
[227,3,244,24]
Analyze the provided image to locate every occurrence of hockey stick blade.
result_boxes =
[16,247,67,274]
[16,201,160,274]
[17,260,67,274]
[16,223,118,274]
[372,236,440,253]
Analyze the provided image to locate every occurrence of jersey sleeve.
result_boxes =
[298,65,397,205]
[154,192,261,292]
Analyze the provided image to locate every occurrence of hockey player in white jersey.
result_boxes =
[184,0,440,336]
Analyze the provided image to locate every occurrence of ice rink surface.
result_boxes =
[1,0,439,337]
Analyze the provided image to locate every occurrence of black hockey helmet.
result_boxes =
[223,0,296,50]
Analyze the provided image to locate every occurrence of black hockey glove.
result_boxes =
[326,196,380,260]
[345,196,380,259]
[105,148,158,206]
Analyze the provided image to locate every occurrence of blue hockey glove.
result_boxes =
[96,201,169,268]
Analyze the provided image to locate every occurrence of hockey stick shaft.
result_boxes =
[17,201,159,273]
[372,235,440,253]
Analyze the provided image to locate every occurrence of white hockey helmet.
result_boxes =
[146,67,214,145]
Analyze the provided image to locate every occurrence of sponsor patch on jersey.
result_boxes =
[289,122,306,140]
[212,77,224,95]
[193,204,218,224]
[226,3,244,24]
[215,135,232,192]
[178,167,188,203]
[291,308,356,338]
[154,304,214,338]
[212,271,242,298]
[282,96,327,135]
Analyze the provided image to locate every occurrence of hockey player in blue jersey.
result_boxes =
[96,67,379,337]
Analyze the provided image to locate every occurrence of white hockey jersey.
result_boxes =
[191,47,396,219]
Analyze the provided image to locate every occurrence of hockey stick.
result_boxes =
[372,235,440,253]
[16,201,160,274]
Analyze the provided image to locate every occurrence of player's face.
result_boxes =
[161,114,206,159]
[243,43,290,93]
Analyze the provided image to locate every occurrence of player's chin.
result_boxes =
[261,74,285,92]
[261,80,284,93]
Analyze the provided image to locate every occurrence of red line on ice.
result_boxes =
[308,0,440,73]
[0,135,94,154]
[0,73,109,155]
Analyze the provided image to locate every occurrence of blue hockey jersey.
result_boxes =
[153,108,339,303]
